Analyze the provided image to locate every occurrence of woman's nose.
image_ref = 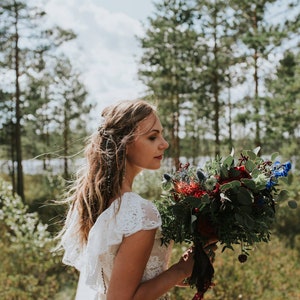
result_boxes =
[160,137,169,150]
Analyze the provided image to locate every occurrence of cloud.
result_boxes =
[45,0,148,127]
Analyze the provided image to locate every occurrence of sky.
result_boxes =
[44,0,156,127]
[43,0,299,130]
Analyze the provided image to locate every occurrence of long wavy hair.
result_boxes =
[63,100,156,245]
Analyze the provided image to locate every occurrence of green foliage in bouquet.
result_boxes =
[158,148,296,299]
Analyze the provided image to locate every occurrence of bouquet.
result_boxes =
[159,148,295,300]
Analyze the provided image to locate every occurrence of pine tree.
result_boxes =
[264,51,300,156]
[230,0,300,150]
[51,56,91,179]
[139,0,201,167]
[0,0,76,199]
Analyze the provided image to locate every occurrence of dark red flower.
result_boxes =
[192,292,204,300]
[238,254,248,263]
[235,165,251,179]
[197,215,218,240]
[220,165,251,184]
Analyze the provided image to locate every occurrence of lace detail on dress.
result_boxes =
[62,192,172,299]
[61,208,85,271]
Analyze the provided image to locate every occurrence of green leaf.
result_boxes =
[237,187,253,205]
[220,180,241,191]
[170,204,185,216]
[200,194,210,204]
[234,213,245,225]
[239,205,253,214]
[278,177,288,184]
[253,146,261,155]
[234,212,254,230]
[244,214,255,229]
[243,150,257,160]
[245,160,256,172]
[271,152,279,161]
[191,214,197,223]
[222,245,234,252]
[185,196,207,208]
[241,178,256,189]
[276,190,289,202]
[288,200,297,209]
[230,168,240,177]
[251,168,262,177]
[220,166,229,178]
[223,155,234,168]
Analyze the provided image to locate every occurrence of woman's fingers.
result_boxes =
[203,243,218,262]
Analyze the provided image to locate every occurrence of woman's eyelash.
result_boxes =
[149,136,157,141]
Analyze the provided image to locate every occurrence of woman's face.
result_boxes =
[126,113,169,173]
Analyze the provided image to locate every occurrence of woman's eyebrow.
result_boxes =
[149,128,164,133]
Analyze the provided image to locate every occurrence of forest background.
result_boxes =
[0,0,300,299]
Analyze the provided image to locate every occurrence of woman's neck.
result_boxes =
[121,176,133,193]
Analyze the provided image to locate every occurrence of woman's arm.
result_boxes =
[107,229,193,300]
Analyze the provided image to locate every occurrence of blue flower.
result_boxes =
[273,161,292,178]
[266,161,292,189]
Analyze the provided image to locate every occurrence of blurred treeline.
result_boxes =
[0,0,300,299]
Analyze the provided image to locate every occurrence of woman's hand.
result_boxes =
[203,242,218,263]
[176,239,218,287]
[174,247,195,286]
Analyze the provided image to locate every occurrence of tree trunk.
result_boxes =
[213,10,220,157]
[63,102,69,179]
[173,93,180,169]
[9,121,16,195]
[253,9,261,150]
[14,1,24,201]
[227,75,233,151]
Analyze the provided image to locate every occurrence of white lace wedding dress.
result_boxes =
[62,192,172,300]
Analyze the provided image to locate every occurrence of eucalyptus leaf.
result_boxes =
[191,214,197,223]
[185,196,207,208]
[220,180,241,191]
[230,148,235,156]
[230,168,240,177]
[235,213,245,225]
[201,194,210,203]
[271,152,279,161]
[220,166,228,178]
[239,205,253,214]
[241,178,256,189]
[244,150,257,160]
[245,160,256,172]
[253,146,261,155]
[251,168,261,177]
[287,173,294,184]
[170,204,186,216]
[288,200,297,209]
[244,214,255,229]
[222,245,234,252]
[278,177,288,184]
[223,155,234,168]
[237,187,253,205]
[276,190,289,202]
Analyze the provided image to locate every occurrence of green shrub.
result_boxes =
[0,179,77,300]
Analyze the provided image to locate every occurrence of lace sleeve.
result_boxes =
[61,193,162,292]
[84,193,162,289]
[61,207,85,271]
[86,193,161,256]
[116,193,162,236]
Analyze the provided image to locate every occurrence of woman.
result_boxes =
[60,100,213,300]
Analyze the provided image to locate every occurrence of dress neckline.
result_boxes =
[108,191,138,208]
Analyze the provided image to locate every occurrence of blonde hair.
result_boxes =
[65,100,156,245]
